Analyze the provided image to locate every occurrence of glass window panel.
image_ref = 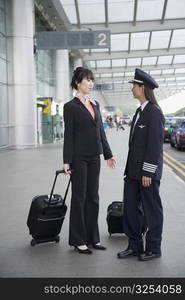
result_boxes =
[156,78,165,81]
[125,71,134,76]
[175,68,185,74]
[113,73,124,77]
[127,58,141,66]
[166,0,185,18]
[162,69,174,74]
[112,59,125,67]
[61,0,77,24]
[158,56,173,64]
[166,77,175,81]
[177,82,185,86]
[137,0,164,21]
[176,77,185,81]
[100,73,112,77]
[0,0,4,9]
[150,70,162,75]
[142,57,157,65]
[0,0,4,8]
[111,34,129,51]
[173,55,185,64]
[108,0,134,22]
[131,32,150,50]
[0,35,6,59]
[92,49,109,52]
[89,61,95,68]
[171,29,185,48]
[78,0,105,23]
[0,8,5,34]
[0,58,7,83]
[151,31,171,49]
[97,60,110,68]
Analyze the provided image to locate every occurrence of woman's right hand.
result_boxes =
[63,163,71,175]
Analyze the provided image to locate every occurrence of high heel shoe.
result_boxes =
[74,246,92,254]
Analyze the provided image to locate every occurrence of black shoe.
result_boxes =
[117,249,138,259]
[138,251,161,261]
[74,246,92,254]
[92,244,106,250]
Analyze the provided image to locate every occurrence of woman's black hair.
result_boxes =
[144,85,159,106]
[71,67,94,90]
[137,83,159,106]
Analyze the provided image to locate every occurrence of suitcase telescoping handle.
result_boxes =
[47,169,74,206]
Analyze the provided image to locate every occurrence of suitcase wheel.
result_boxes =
[30,239,37,246]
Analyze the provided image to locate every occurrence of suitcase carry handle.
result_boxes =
[47,169,74,206]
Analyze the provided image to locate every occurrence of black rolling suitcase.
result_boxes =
[106,201,123,235]
[27,170,72,246]
[106,201,147,236]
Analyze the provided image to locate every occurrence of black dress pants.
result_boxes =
[69,155,100,246]
[123,177,163,254]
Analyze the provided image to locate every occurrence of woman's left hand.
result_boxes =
[106,157,116,169]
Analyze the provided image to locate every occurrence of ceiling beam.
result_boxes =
[83,48,185,60]
[96,73,185,81]
[161,0,168,24]
[93,63,185,74]
[104,0,109,28]
[167,29,174,50]
[74,0,81,29]
[71,19,185,34]
[133,0,138,26]
[148,32,152,52]
[128,33,131,53]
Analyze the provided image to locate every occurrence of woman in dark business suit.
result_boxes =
[63,67,116,254]
[117,68,165,261]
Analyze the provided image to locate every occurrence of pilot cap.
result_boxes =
[129,68,159,89]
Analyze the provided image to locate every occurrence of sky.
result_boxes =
[159,90,185,114]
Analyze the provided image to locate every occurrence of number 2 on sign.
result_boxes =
[98,33,107,46]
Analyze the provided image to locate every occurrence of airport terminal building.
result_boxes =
[1,0,185,286]
[1,0,185,150]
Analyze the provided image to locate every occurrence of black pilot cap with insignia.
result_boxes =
[129,68,159,89]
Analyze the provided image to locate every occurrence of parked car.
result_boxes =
[164,117,174,142]
[170,117,185,150]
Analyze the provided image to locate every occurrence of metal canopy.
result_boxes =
[35,0,185,113]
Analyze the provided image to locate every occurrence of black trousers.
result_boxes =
[69,155,100,246]
[123,177,163,254]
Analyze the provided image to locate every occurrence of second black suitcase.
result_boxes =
[106,201,147,236]
[106,201,124,235]
[27,170,72,246]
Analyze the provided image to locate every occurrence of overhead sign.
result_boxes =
[35,30,110,50]
[95,83,113,90]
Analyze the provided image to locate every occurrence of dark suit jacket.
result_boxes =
[124,102,165,180]
[63,97,113,164]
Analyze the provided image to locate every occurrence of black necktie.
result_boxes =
[130,107,142,140]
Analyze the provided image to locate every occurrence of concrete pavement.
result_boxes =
[0,127,185,277]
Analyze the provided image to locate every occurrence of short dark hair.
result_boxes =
[71,67,94,90]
